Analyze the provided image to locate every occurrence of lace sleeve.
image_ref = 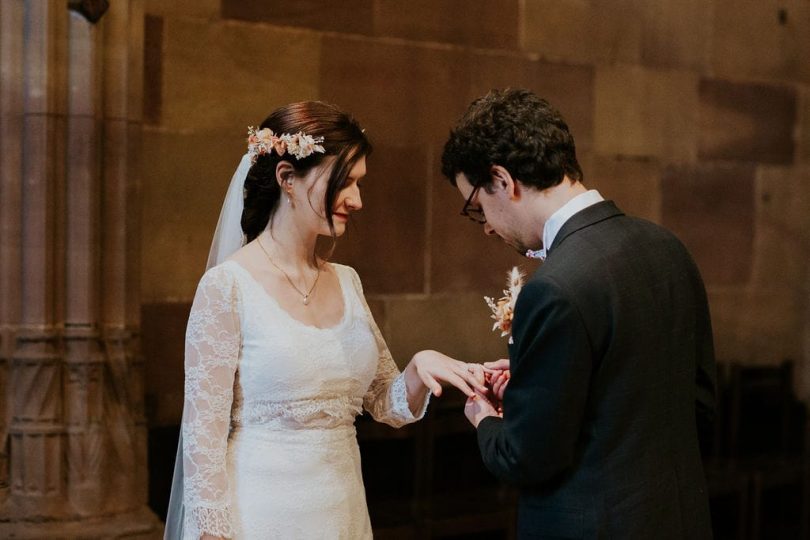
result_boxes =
[182,265,241,539]
[345,267,430,428]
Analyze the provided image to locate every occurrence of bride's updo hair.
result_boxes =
[241,101,372,243]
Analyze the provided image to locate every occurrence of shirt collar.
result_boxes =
[526,190,605,260]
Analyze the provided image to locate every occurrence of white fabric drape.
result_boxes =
[164,154,251,539]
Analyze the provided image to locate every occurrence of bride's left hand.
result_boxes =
[407,350,489,398]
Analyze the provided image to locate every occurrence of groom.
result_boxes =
[442,89,716,539]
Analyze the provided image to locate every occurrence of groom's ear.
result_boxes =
[490,165,519,200]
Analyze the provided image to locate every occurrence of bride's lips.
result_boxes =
[333,212,349,222]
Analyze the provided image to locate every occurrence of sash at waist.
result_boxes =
[232,395,364,429]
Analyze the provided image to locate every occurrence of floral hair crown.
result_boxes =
[247,126,326,163]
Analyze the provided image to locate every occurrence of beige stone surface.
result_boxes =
[21,113,64,326]
[140,128,244,303]
[799,84,810,164]
[320,35,470,148]
[0,0,25,111]
[1,0,158,531]
[145,0,220,20]
[101,119,131,326]
[222,0,375,35]
[22,1,69,115]
[752,166,810,290]
[68,11,101,117]
[698,78,797,165]
[126,0,145,123]
[429,163,539,294]
[103,0,137,120]
[521,0,642,65]
[467,53,595,154]
[588,155,661,223]
[65,115,100,323]
[331,144,429,295]
[0,507,162,539]
[383,293,513,370]
[595,65,698,161]
[662,163,755,287]
[160,18,321,132]
[375,0,519,50]
[711,0,810,83]
[638,0,711,70]
[708,287,805,364]
[0,29,24,328]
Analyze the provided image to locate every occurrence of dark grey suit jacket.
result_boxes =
[477,201,715,539]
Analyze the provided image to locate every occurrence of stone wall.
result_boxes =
[0,0,159,535]
[141,0,810,435]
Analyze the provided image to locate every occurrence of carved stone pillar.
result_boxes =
[0,0,158,536]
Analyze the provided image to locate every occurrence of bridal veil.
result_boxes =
[163,153,251,539]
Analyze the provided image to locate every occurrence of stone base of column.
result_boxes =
[0,506,162,539]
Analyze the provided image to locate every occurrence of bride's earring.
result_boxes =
[284,177,295,208]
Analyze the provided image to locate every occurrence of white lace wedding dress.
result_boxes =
[181,260,428,539]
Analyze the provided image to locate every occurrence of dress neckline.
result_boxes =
[223,259,351,332]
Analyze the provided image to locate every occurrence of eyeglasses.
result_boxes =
[460,185,486,224]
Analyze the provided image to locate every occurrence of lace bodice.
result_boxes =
[181,261,427,539]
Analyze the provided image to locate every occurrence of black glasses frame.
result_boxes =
[460,185,486,224]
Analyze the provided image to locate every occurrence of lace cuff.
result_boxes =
[390,371,430,421]
[185,505,234,539]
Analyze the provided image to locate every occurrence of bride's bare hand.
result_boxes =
[409,350,489,397]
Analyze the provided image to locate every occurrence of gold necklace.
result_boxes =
[257,237,321,305]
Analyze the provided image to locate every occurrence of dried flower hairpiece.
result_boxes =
[484,266,525,344]
[247,126,325,163]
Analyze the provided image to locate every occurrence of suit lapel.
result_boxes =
[548,200,625,255]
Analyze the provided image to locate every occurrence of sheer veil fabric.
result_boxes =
[164,153,251,539]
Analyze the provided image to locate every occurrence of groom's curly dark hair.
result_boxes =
[441,88,582,191]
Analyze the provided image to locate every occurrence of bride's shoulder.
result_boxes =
[197,259,243,290]
[327,262,360,280]
[326,263,365,296]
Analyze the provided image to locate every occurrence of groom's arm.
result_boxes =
[692,265,717,450]
[476,278,592,486]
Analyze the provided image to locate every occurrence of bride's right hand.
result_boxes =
[408,350,489,398]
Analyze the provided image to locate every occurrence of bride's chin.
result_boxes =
[319,223,346,237]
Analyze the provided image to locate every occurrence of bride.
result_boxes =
[164,101,488,539]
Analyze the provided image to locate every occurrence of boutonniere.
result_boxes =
[484,266,524,344]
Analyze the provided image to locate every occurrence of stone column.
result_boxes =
[0,0,159,536]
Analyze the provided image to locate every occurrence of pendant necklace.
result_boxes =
[257,237,321,305]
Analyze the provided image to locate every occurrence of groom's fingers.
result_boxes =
[483,359,510,370]
[493,375,509,400]
[491,375,503,397]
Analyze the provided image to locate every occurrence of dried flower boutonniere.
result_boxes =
[484,266,525,344]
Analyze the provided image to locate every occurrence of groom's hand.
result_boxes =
[464,390,501,428]
[483,358,510,409]
[483,358,510,372]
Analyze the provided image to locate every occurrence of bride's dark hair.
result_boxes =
[241,101,372,243]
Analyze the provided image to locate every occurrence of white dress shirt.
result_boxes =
[526,190,605,260]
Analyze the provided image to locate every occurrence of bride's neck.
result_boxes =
[260,210,319,268]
